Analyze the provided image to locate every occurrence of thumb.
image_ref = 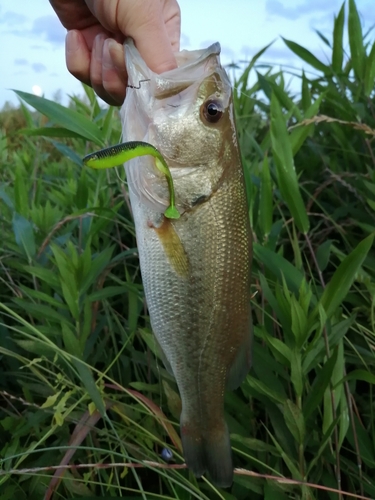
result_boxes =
[116,1,180,74]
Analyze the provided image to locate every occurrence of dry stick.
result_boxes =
[0,462,371,500]
[288,114,375,136]
[37,213,96,258]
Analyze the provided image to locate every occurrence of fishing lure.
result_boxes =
[82,141,180,219]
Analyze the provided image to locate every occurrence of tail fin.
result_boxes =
[180,418,233,488]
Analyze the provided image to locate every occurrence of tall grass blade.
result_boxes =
[348,0,365,79]
[319,234,374,319]
[270,94,309,233]
[332,2,345,73]
[13,90,105,146]
[282,38,331,75]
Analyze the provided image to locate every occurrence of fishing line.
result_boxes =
[114,166,127,185]
[127,79,150,89]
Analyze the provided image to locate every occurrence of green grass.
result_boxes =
[1,1,375,498]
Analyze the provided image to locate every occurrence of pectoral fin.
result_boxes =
[154,218,189,278]
[226,317,253,391]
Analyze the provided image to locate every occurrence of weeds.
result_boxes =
[1,1,375,498]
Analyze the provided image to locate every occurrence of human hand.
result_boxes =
[49,0,181,105]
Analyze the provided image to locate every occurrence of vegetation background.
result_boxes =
[1,0,375,498]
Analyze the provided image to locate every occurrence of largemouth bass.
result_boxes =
[121,39,252,488]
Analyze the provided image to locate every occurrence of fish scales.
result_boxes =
[121,38,252,488]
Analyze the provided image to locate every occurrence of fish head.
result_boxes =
[121,39,240,212]
[151,69,235,168]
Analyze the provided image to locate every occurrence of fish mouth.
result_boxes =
[124,38,229,99]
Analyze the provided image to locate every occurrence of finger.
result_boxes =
[90,33,118,105]
[102,39,128,105]
[50,0,96,30]
[123,7,178,74]
[90,0,179,75]
[65,30,91,85]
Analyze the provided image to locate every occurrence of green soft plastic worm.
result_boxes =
[83,141,180,219]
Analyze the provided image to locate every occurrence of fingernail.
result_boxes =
[66,30,79,53]
[93,34,106,62]
[103,39,115,69]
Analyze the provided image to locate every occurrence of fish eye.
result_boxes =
[201,99,224,124]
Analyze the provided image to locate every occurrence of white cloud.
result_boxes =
[30,44,48,51]
[8,15,66,44]
[266,0,341,20]
[31,62,47,73]
[31,15,66,44]
[14,58,29,66]
[0,11,28,25]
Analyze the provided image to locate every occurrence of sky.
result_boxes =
[0,0,374,108]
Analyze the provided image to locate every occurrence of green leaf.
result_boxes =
[332,2,345,73]
[102,105,116,142]
[14,165,29,218]
[13,90,104,146]
[315,29,331,48]
[88,286,135,302]
[283,399,305,444]
[51,140,83,167]
[254,243,305,294]
[60,280,79,320]
[267,79,303,121]
[316,240,333,272]
[73,360,106,417]
[259,156,273,238]
[319,233,374,319]
[12,299,71,325]
[323,340,344,434]
[342,369,375,385]
[266,430,302,479]
[0,187,15,211]
[338,394,350,449]
[12,213,36,259]
[304,349,338,420]
[306,417,341,475]
[348,0,365,79]
[18,127,82,138]
[61,323,81,356]
[80,246,114,294]
[76,168,89,209]
[262,330,292,365]
[237,41,276,95]
[22,265,60,288]
[162,380,182,420]
[247,376,286,404]
[301,72,311,112]
[290,350,303,397]
[282,38,331,75]
[270,93,309,233]
[18,286,68,309]
[364,41,375,97]
[231,434,278,454]
[290,93,324,156]
[290,297,308,349]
